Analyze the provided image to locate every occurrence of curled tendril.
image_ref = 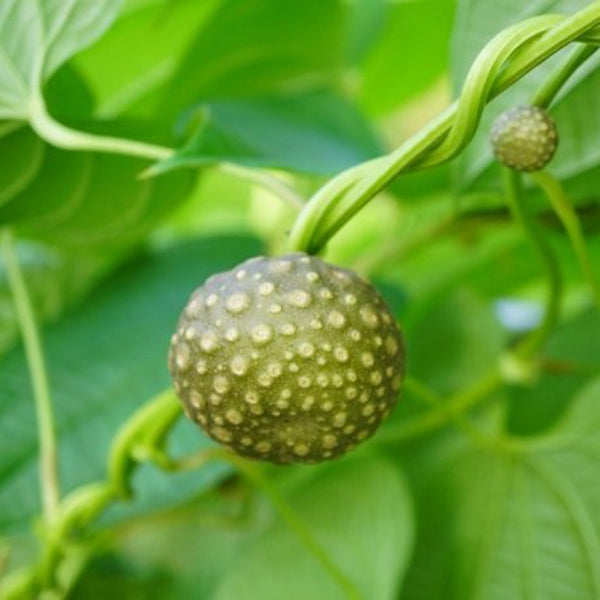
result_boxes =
[288,2,600,254]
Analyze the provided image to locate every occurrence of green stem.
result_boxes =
[378,370,503,444]
[288,2,600,253]
[532,43,598,108]
[28,94,304,211]
[218,451,362,600]
[29,94,172,160]
[503,169,562,357]
[1,229,60,523]
[529,170,600,309]
[0,390,181,598]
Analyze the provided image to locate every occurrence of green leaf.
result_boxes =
[163,0,345,113]
[72,0,221,119]
[214,455,414,600]
[401,377,600,599]
[359,0,456,115]
[451,0,600,198]
[506,307,600,435]
[155,91,382,176]
[0,0,122,119]
[0,127,195,246]
[0,235,263,532]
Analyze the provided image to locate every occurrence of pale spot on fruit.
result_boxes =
[298,342,315,357]
[346,369,357,382]
[258,282,275,296]
[241,437,253,446]
[281,388,292,399]
[226,293,250,313]
[327,310,346,328]
[362,404,375,416]
[322,401,333,411]
[319,288,333,300]
[189,391,202,409]
[270,260,292,274]
[289,363,299,373]
[350,329,361,341]
[288,289,311,308]
[206,294,218,307]
[310,318,323,330]
[255,440,272,453]
[225,328,239,342]
[212,427,233,442]
[175,343,190,369]
[302,396,315,410]
[323,434,337,449]
[245,390,259,404]
[235,269,247,280]
[333,412,347,427]
[316,374,328,388]
[385,336,399,356]
[226,408,243,424]
[200,331,219,352]
[269,303,282,314]
[360,306,379,328]
[257,373,273,387]
[294,443,310,456]
[251,324,272,344]
[343,424,356,434]
[298,376,311,388]
[361,352,375,368]
[267,361,283,377]
[213,375,230,394]
[332,374,343,388]
[306,271,319,282]
[370,371,383,385]
[230,355,249,376]
[344,294,357,306]
[276,399,289,410]
[345,387,357,400]
[281,323,296,336]
[333,346,349,362]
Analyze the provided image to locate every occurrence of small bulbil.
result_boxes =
[491,105,558,172]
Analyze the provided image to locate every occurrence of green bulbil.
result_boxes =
[169,253,405,464]
[491,105,558,172]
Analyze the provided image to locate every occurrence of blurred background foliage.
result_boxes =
[0,0,599,598]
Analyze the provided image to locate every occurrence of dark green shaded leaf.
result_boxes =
[155,91,382,176]
[0,235,262,532]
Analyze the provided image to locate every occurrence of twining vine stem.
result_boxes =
[529,170,600,309]
[5,3,600,598]
[0,229,61,523]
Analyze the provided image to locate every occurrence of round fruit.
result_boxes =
[490,105,558,172]
[168,253,405,464]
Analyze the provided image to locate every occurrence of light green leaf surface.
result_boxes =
[359,0,455,115]
[73,0,221,118]
[401,377,600,600]
[163,0,344,112]
[0,0,122,119]
[215,456,414,600]
[0,235,262,532]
